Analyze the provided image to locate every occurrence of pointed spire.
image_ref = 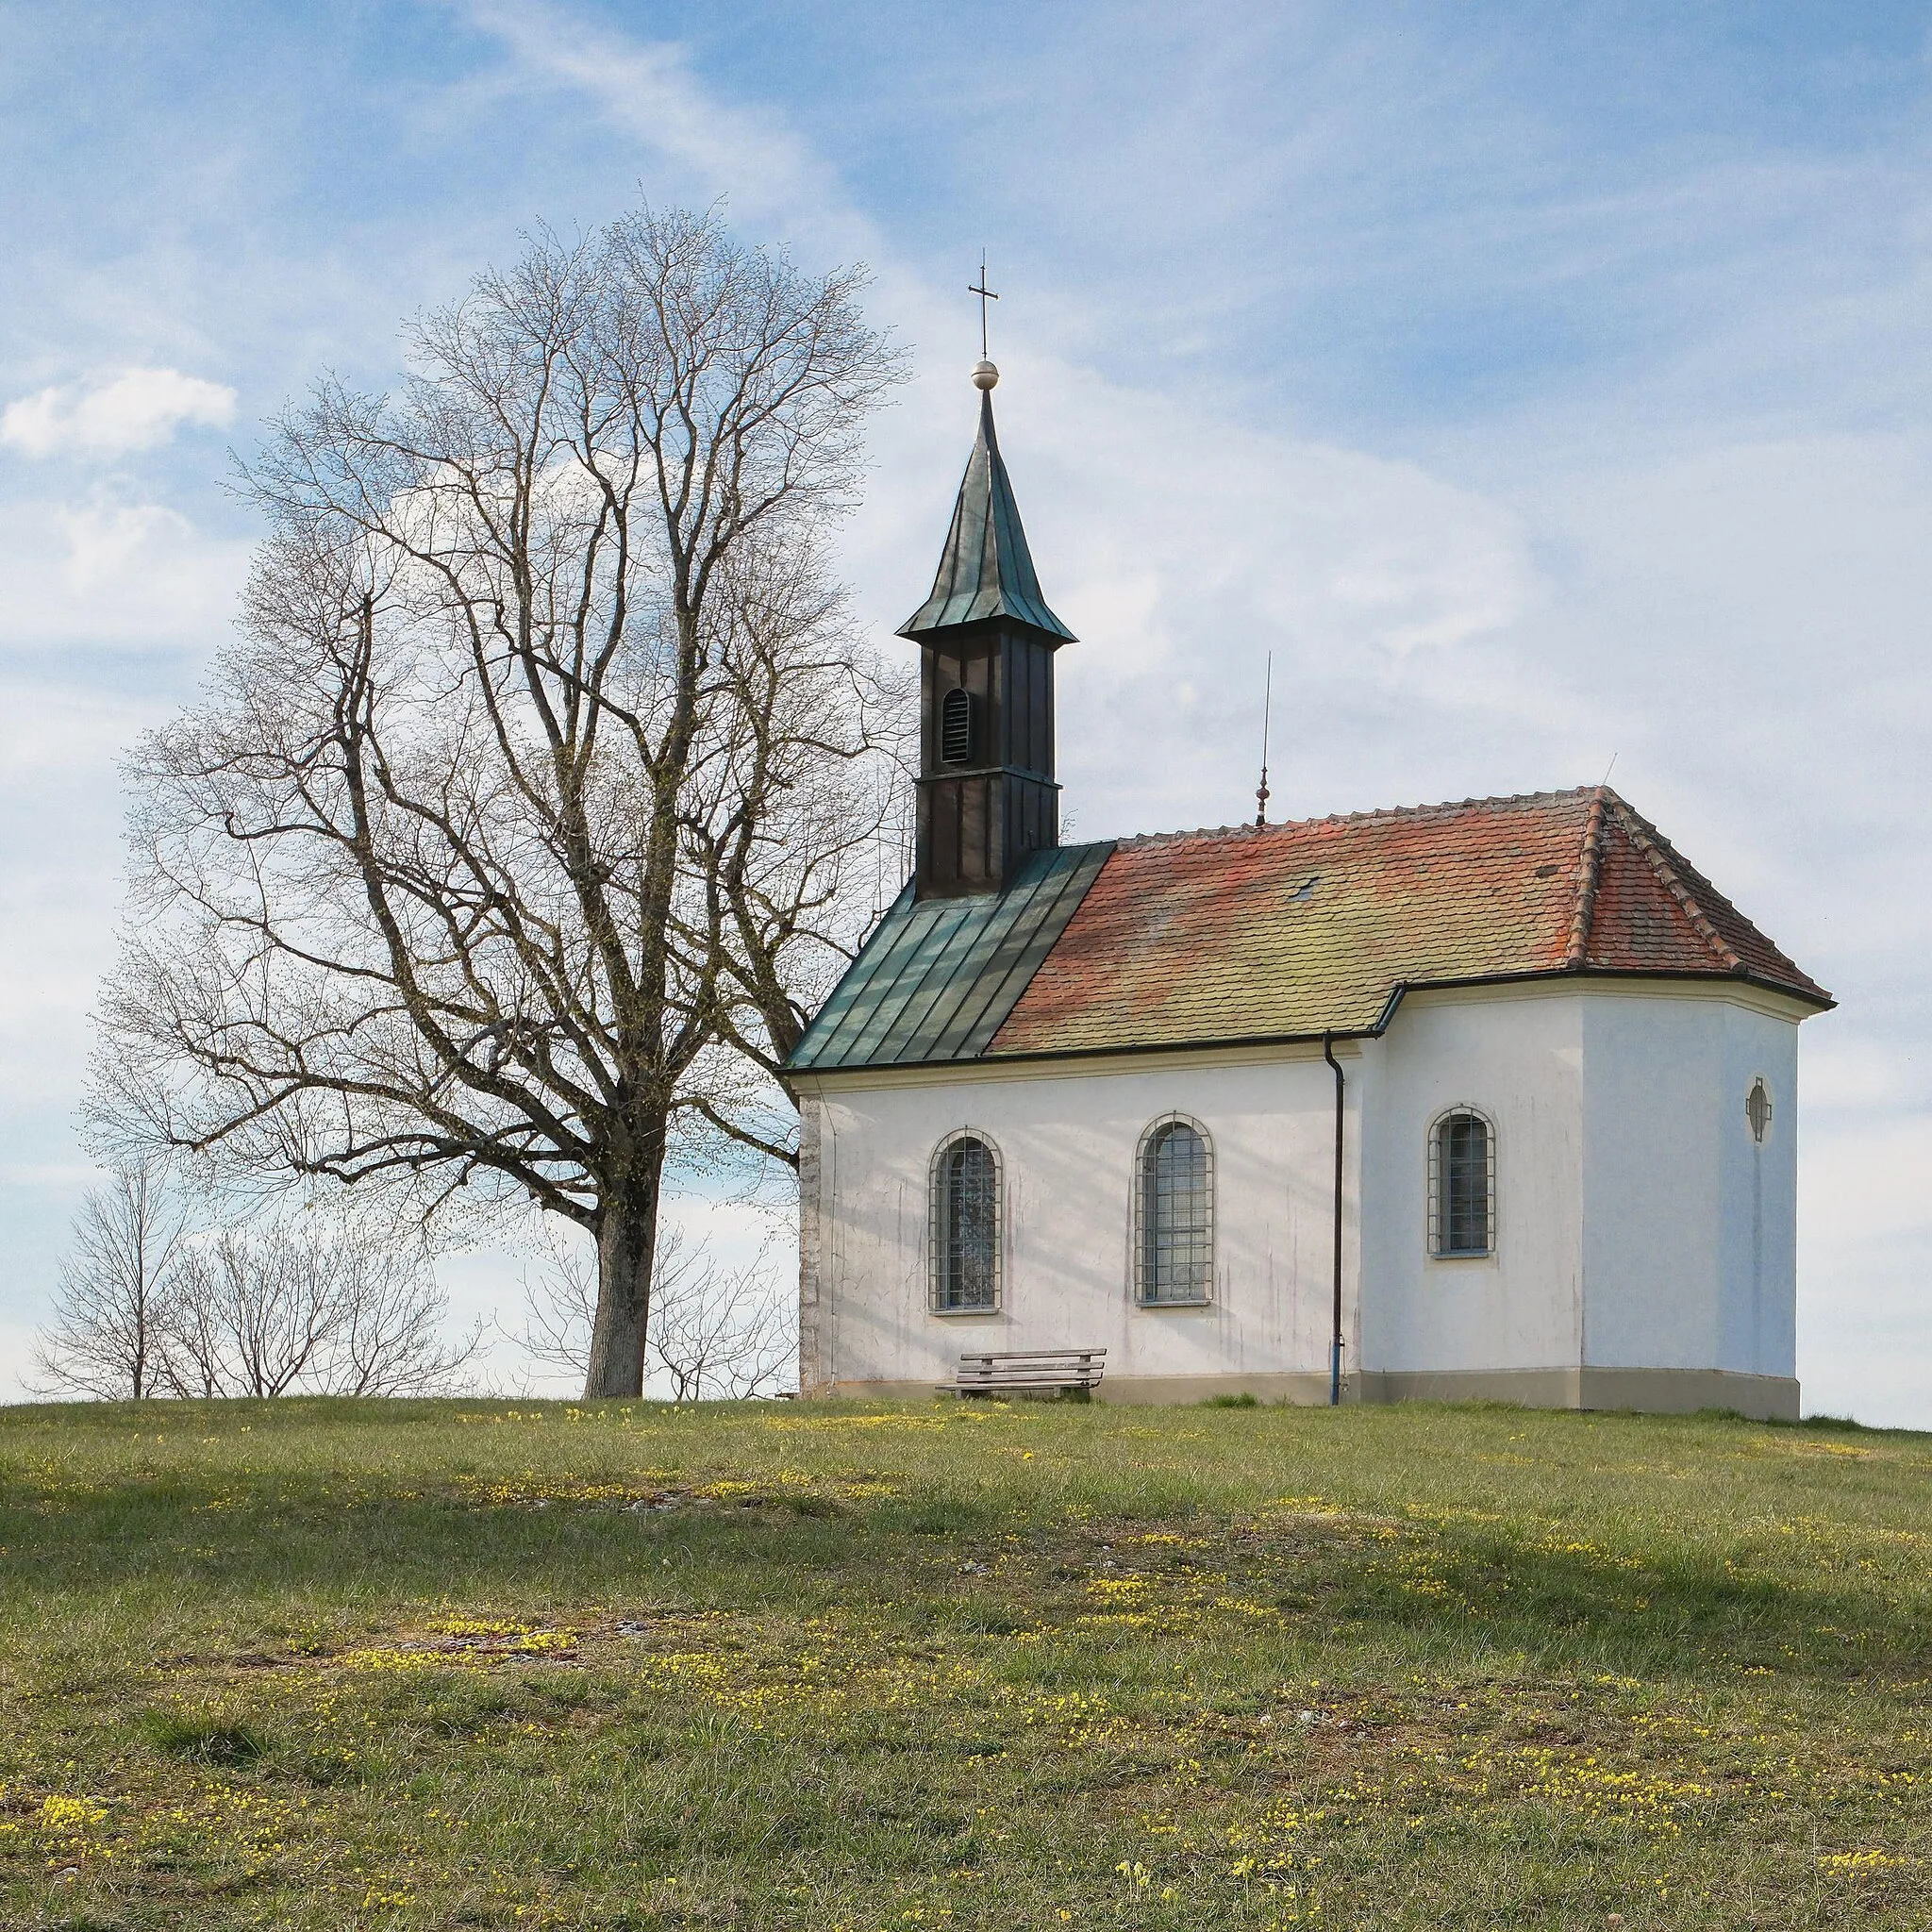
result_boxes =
[897,373,1075,643]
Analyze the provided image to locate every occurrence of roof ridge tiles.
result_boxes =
[1607,795,1759,926]
[1564,786,1609,968]
[1607,796,1744,974]
[1111,785,1601,851]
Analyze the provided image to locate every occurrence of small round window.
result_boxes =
[1745,1076,1774,1144]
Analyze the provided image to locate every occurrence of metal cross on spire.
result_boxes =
[968,256,999,358]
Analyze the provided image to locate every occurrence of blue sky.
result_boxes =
[4,2,1932,1417]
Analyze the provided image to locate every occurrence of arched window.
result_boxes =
[930,1132,1001,1312]
[1135,1115,1213,1305]
[1428,1108,1495,1258]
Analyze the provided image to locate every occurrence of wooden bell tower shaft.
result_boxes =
[916,618,1061,898]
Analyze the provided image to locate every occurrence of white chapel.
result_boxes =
[786,362,1832,1419]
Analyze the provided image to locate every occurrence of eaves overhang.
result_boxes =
[790,960,1834,1090]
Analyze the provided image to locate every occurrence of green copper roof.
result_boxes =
[787,841,1112,1073]
[897,392,1076,642]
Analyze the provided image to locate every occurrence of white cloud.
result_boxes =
[1799,1109,1932,1427]
[0,497,249,651]
[0,1163,102,1190]
[1,367,236,459]
[840,350,1541,847]
[0,1319,42,1407]
[0,678,160,1110]
[465,4,1540,841]
[1801,1038,1919,1112]
[462,1,842,234]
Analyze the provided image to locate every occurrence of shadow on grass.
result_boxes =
[3,1456,1925,1700]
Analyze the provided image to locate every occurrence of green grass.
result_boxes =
[1,1396,1928,1928]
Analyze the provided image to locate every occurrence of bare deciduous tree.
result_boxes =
[517,1223,792,1401]
[647,1245,793,1402]
[161,1229,341,1397]
[31,1163,185,1399]
[156,1221,477,1398]
[512,1227,607,1386]
[325,1245,481,1397]
[35,1175,475,1401]
[89,206,907,1398]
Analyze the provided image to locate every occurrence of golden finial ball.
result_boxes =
[972,358,999,391]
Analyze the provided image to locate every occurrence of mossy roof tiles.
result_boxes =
[789,788,1830,1075]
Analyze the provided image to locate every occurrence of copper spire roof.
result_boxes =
[897,392,1075,642]
[787,788,1831,1074]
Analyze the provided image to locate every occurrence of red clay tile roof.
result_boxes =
[987,787,1829,1059]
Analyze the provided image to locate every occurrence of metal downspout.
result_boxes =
[1323,1032,1345,1406]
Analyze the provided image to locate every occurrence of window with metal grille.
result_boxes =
[941,686,974,764]
[1135,1115,1213,1305]
[1427,1108,1494,1258]
[930,1132,1000,1312]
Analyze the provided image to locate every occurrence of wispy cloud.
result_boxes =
[461,0,842,233]
[456,9,1546,820]
[0,498,250,652]
[1,368,237,459]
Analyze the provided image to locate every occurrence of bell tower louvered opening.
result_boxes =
[941,687,974,764]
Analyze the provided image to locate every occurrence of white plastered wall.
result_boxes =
[796,1049,1357,1394]
[1578,992,1799,1379]
[798,981,1807,1405]
[1361,981,1803,1386]
[1357,987,1586,1375]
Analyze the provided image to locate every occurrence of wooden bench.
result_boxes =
[947,1349,1106,1398]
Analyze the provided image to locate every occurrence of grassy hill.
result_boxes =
[0,1396,1927,1929]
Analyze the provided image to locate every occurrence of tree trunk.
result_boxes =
[584,1141,667,1399]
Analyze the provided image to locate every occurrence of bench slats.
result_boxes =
[955,1373,1102,1385]
[955,1351,1106,1364]
[956,1364,1105,1374]
[946,1346,1107,1395]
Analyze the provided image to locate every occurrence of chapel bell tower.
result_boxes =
[899,357,1075,900]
